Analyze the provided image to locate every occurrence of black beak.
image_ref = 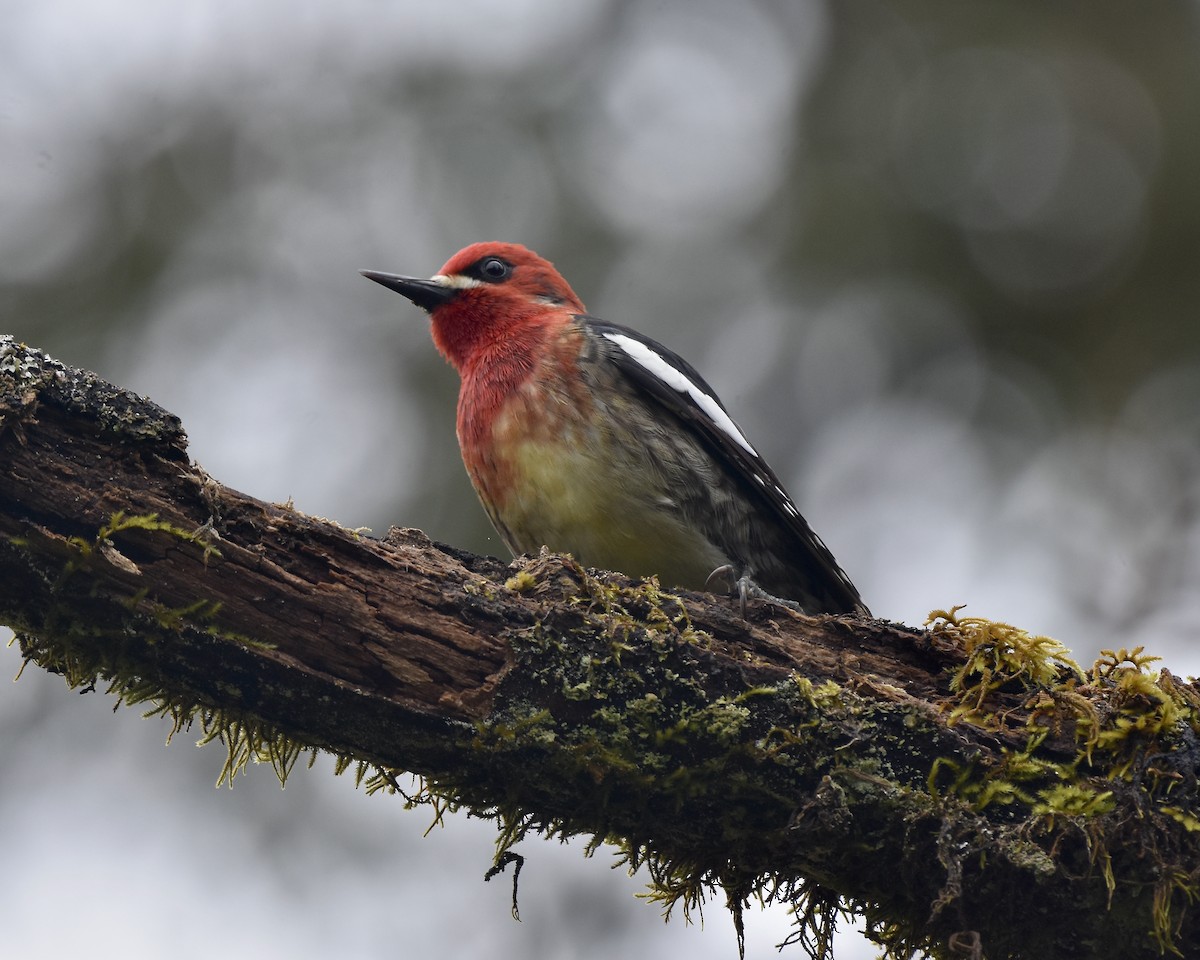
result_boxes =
[360,270,458,312]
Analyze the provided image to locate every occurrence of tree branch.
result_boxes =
[2,335,1198,960]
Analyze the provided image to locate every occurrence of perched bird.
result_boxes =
[362,242,868,616]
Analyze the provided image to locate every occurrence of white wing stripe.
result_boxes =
[602,331,759,458]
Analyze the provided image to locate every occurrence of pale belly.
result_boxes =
[473,435,728,591]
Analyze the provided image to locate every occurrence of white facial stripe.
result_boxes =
[431,273,484,290]
[603,332,759,458]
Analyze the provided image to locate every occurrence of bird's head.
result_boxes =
[362,242,586,372]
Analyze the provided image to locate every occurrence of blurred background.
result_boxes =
[3,1,1199,957]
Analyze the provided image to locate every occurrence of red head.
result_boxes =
[362,242,586,373]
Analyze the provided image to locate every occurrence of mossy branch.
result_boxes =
[2,335,1199,960]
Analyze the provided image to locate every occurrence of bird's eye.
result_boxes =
[478,257,512,282]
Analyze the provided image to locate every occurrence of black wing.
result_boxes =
[581,316,868,616]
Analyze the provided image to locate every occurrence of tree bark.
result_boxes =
[2,334,1197,960]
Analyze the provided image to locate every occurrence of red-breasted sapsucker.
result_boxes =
[363,242,868,616]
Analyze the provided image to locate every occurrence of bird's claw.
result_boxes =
[705,564,801,617]
[736,576,801,616]
[704,563,736,594]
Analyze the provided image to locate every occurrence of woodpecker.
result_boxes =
[362,242,868,616]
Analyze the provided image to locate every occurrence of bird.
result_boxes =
[362,242,868,616]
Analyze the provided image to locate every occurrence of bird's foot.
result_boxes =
[705,564,801,618]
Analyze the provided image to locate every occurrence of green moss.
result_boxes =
[926,608,1200,955]
[931,604,1083,719]
[63,510,222,568]
[437,563,885,958]
[19,625,330,788]
[11,510,302,789]
[504,569,538,593]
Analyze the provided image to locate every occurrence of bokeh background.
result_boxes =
[3,2,1200,957]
